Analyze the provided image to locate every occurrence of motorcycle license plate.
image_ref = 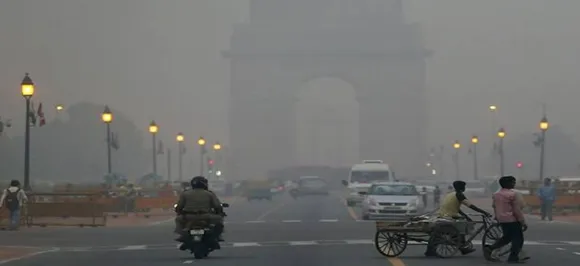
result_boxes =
[190,229,204,235]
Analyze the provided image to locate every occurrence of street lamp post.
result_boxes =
[21,73,35,191]
[213,142,221,179]
[539,117,549,181]
[197,137,206,176]
[176,133,185,182]
[149,121,159,175]
[453,141,461,179]
[497,128,506,177]
[101,106,113,174]
[471,136,479,180]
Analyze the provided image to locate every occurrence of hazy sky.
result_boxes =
[1,0,579,160]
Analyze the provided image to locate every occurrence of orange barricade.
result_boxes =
[135,196,178,210]
[24,193,108,227]
[134,196,177,218]
[523,194,580,214]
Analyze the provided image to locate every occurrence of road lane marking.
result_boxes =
[119,245,147,250]
[232,242,261,247]
[574,252,580,255]
[182,260,194,264]
[282,220,301,223]
[0,248,60,265]
[255,202,287,221]
[319,219,338,222]
[289,241,317,246]
[556,248,566,250]
[345,240,373,244]
[347,207,359,220]
[245,220,266,223]
[47,239,580,253]
[388,257,406,266]
[148,217,175,226]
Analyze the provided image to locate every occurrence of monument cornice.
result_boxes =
[222,50,432,59]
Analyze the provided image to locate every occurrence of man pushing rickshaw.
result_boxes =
[374,180,495,259]
[424,180,492,257]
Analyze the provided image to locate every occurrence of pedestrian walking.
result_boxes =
[421,187,428,207]
[0,180,28,230]
[433,186,441,208]
[484,176,527,263]
[537,178,555,221]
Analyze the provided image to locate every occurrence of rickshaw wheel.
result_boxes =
[430,224,461,258]
[374,230,408,257]
[482,223,511,260]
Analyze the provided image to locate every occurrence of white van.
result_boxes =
[342,160,394,206]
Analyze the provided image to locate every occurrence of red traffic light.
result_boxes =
[208,160,214,165]
[516,162,523,168]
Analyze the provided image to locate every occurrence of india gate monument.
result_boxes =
[224,0,430,179]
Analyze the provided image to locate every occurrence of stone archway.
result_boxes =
[295,77,359,167]
[224,0,430,179]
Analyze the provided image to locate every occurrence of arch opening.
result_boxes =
[294,77,359,167]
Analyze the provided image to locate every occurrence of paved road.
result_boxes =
[2,191,580,265]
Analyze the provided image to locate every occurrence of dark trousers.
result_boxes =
[490,222,524,261]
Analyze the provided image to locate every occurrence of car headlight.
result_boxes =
[408,200,418,208]
[366,198,378,206]
[173,204,178,208]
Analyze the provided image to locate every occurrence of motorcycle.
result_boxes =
[173,203,229,259]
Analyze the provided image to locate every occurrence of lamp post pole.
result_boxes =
[149,121,159,175]
[21,73,35,191]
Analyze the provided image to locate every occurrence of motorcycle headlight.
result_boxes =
[173,204,178,208]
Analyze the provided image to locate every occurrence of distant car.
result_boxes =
[360,182,425,220]
[290,176,329,197]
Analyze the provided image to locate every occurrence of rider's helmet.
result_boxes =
[452,181,466,192]
[191,176,209,189]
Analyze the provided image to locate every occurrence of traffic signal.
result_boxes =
[207,159,214,171]
[516,161,523,168]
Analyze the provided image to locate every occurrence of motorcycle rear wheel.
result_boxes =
[192,245,208,259]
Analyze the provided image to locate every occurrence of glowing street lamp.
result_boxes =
[538,116,549,181]
[176,132,185,181]
[198,137,206,175]
[21,73,35,190]
[497,128,506,176]
[149,121,158,175]
[213,142,221,151]
[55,104,64,111]
[453,141,460,179]
[471,136,479,180]
[102,106,113,174]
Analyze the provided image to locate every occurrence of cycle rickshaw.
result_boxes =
[374,213,505,258]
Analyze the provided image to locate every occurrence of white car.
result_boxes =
[345,183,373,206]
[360,182,425,220]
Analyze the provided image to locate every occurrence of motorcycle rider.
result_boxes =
[174,176,224,245]
[199,176,226,242]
